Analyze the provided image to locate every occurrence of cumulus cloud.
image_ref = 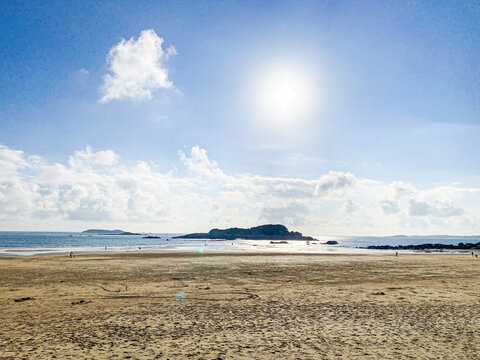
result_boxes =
[69,146,119,169]
[0,143,479,234]
[0,145,29,176]
[381,200,400,214]
[408,199,464,218]
[314,171,356,197]
[260,202,310,226]
[178,146,223,178]
[100,29,176,103]
[343,200,359,214]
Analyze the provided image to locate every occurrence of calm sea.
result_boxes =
[335,235,480,248]
[0,232,479,256]
[0,232,176,248]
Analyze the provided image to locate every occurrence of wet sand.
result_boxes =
[0,252,479,359]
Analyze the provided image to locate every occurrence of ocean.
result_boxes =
[1,232,479,256]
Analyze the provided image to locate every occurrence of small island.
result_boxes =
[173,224,316,241]
[82,229,141,236]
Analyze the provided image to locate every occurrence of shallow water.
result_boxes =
[0,232,478,256]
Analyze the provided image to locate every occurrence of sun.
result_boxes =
[250,62,317,127]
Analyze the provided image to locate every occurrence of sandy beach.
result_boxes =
[1,252,479,359]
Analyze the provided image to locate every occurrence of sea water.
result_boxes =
[0,232,478,256]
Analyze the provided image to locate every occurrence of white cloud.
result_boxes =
[381,200,400,214]
[0,143,479,235]
[408,199,464,218]
[260,202,310,226]
[0,145,28,177]
[343,200,359,214]
[100,29,176,103]
[178,145,223,178]
[314,171,356,198]
[69,146,119,168]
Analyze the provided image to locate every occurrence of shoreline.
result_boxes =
[3,239,477,257]
[0,246,467,257]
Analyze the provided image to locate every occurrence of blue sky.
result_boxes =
[1,1,480,234]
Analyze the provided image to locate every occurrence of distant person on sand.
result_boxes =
[472,251,475,257]
[395,251,398,257]
[69,251,73,258]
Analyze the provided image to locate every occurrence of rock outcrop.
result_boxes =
[174,224,315,241]
[82,229,140,235]
[364,242,480,251]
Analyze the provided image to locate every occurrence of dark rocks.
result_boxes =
[14,297,34,302]
[364,242,480,251]
[72,299,91,305]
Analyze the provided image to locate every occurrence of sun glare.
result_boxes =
[251,62,317,127]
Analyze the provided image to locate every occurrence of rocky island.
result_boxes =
[173,224,316,241]
[82,229,141,236]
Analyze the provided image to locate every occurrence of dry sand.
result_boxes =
[0,252,479,359]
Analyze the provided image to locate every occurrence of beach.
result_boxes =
[1,252,479,359]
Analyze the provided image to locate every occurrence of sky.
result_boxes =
[1,0,480,235]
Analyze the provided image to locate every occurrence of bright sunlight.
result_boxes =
[251,62,317,127]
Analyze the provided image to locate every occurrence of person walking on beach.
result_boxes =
[69,251,73,258]
[395,251,398,257]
